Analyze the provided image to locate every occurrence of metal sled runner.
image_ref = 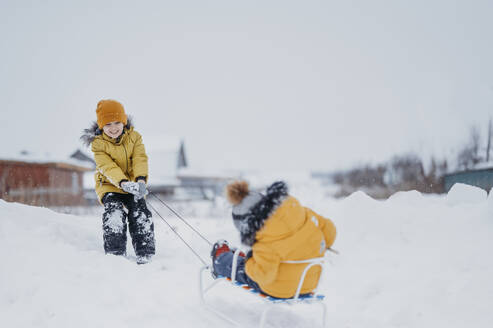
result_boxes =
[199,250,329,328]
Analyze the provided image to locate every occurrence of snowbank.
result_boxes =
[1,183,493,327]
[319,187,493,328]
[446,183,488,205]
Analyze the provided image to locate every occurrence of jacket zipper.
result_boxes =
[100,132,130,180]
[122,143,129,176]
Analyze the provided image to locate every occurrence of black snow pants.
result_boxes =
[101,192,155,257]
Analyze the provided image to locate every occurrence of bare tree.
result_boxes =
[457,125,482,170]
[331,152,448,198]
[487,118,492,162]
[386,154,425,191]
[422,157,447,193]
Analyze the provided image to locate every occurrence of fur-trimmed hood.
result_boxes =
[235,181,289,246]
[80,116,134,147]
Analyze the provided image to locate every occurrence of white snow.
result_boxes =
[446,183,488,205]
[1,182,493,328]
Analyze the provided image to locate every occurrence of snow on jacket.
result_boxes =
[81,120,149,202]
[242,183,337,298]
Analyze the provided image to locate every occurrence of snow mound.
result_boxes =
[387,190,423,203]
[345,190,379,203]
[446,183,487,205]
[2,187,493,328]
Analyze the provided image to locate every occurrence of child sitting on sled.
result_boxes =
[211,180,336,298]
[81,99,155,264]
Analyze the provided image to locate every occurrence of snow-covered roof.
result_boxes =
[144,135,186,185]
[0,151,94,170]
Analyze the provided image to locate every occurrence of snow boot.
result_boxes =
[136,255,152,265]
[211,240,231,278]
[211,240,231,260]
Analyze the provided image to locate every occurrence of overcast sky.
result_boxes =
[1,0,492,172]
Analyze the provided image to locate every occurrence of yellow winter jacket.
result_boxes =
[245,196,336,298]
[91,127,149,202]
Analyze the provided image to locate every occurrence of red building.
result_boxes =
[0,159,91,207]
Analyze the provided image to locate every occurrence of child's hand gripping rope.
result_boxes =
[121,181,148,200]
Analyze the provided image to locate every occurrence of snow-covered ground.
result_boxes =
[1,183,492,328]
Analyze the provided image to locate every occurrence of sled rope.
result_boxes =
[149,192,213,246]
[147,201,209,266]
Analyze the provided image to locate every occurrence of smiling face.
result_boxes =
[102,121,124,139]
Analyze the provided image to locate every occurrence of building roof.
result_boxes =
[143,135,187,186]
[0,151,93,171]
[70,149,95,168]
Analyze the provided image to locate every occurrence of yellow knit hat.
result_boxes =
[96,99,128,129]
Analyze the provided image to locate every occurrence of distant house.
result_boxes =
[144,136,234,200]
[176,170,234,201]
[444,167,493,193]
[0,156,92,207]
[145,136,188,196]
[70,149,95,168]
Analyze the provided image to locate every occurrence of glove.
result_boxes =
[121,181,148,199]
[135,181,148,200]
[121,181,139,195]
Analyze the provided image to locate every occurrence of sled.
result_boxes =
[199,250,329,328]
